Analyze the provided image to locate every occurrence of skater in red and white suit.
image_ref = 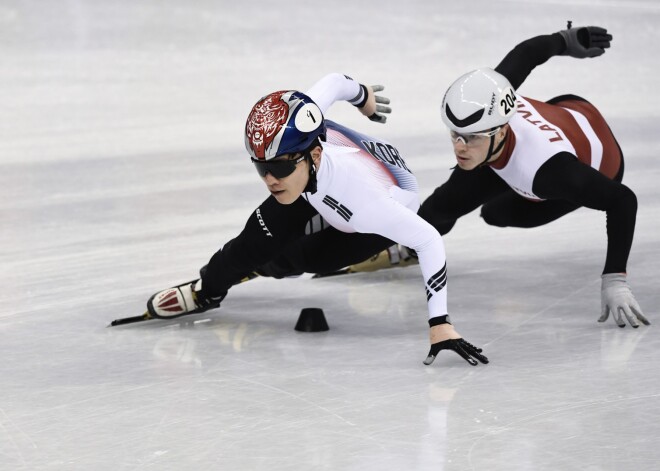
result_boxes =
[419,24,649,328]
[147,73,488,366]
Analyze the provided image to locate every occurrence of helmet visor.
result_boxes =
[251,154,305,179]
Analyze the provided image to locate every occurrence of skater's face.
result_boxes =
[450,126,507,170]
[259,147,321,204]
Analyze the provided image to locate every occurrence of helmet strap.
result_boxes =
[478,132,507,168]
[303,152,318,194]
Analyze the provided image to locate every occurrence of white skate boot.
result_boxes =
[147,279,223,319]
[347,244,419,273]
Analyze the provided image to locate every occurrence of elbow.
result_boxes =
[408,227,445,257]
[322,72,351,86]
[309,73,351,93]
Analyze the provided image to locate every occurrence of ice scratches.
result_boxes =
[483,277,597,347]
[225,373,357,426]
[466,393,660,468]
[208,371,389,451]
[0,407,37,466]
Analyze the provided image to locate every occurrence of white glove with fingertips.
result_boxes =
[599,273,649,328]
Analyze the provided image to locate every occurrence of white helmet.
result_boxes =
[441,68,517,134]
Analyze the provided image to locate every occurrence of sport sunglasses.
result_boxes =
[251,154,306,179]
[449,127,501,146]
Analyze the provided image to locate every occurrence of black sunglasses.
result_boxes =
[251,154,306,179]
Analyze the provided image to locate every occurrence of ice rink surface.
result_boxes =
[1,1,659,469]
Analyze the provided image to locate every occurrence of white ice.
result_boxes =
[1,1,659,470]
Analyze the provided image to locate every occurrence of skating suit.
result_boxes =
[306,75,448,318]
[488,95,622,200]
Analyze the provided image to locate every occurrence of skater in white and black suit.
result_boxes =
[419,24,649,328]
[146,73,488,367]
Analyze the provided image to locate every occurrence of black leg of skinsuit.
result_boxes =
[480,192,580,228]
[420,148,625,232]
[203,192,394,293]
[259,227,393,278]
[418,166,511,234]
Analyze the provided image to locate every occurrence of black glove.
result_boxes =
[423,338,489,366]
[559,23,612,58]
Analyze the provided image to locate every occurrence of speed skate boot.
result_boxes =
[147,279,224,319]
[347,244,419,274]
